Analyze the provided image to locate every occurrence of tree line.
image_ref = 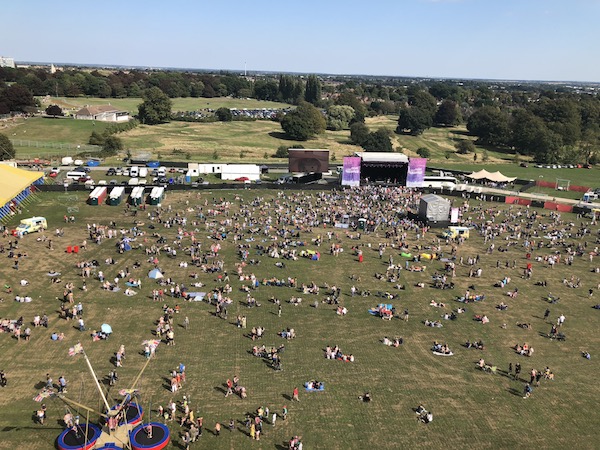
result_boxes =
[2,65,600,162]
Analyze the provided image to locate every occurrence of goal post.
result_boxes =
[556,179,570,191]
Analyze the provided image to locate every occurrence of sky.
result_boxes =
[3,0,600,82]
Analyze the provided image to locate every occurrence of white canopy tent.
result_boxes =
[467,170,516,183]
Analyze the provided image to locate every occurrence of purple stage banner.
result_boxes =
[406,158,427,187]
[341,157,361,187]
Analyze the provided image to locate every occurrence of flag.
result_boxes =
[68,343,83,356]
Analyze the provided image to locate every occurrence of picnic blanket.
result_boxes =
[125,282,140,287]
[185,292,206,301]
[432,351,454,356]
[368,304,393,316]
[304,382,325,392]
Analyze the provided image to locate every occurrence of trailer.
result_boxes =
[130,186,145,206]
[149,186,165,205]
[88,186,107,206]
[108,186,125,206]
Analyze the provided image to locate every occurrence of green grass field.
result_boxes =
[1,190,600,449]
[42,97,293,114]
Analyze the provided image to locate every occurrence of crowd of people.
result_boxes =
[2,183,598,447]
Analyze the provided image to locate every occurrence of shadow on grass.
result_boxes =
[507,387,523,397]
[282,393,292,401]
[267,131,295,141]
[237,426,251,437]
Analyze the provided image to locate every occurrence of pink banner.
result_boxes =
[342,157,361,187]
[406,158,427,187]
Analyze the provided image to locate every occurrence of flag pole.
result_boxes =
[81,349,111,412]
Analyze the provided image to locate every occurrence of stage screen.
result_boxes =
[288,149,329,173]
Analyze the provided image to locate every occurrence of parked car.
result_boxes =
[74,159,84,166]
[106,168,116,176]
[235,177,250,182]
[109,179,118,185]
[78,176,91,183]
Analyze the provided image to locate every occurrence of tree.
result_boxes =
[278,75,295,103]
[280,102,326,141]
[350,122,370,146]
[1,84,35,112]
[304,75,322,105]
[274,144,303,158]
[102,135,123,156]
[396,106,432,135]
[137,87,172,125]
[326,105,355,131]
[0,133,15,160]
[454,140,476,154]
[254,80,279,101]
[45,104,63,117]
[215,107,233,122]
[336,92,366,123]
[416,147,431,158]
[510,109,547,155]
[362,129,393,152]
[467,106,510,146]
[434,99,461,126]
[88,131,105,146]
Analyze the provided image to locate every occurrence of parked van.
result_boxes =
[61,156,74,166]
[138,167,148,178]
[128,177,139,186]
[66,170,87,180]
[129,166,139,177]
[12,216,47,236]
[157,166,167,177]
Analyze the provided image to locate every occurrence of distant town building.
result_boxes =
[0,56,15,68]
[75,105,130,122]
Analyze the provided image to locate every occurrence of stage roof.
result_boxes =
[355,152,409,164]
[0,165,43,206]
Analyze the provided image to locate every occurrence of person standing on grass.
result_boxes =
[272,411,277,427]
[515,363,521,381]
[508,363,512,377]
[535,370,543,386]
[182,431,191,450]
[292,387,300,402]
[278,304,282,317]
[183,316,189,330]
[197,416,203,436]
[544,309,550,321]
[523,383,533,399]
[215,422,221,436]
[282,405,288,420]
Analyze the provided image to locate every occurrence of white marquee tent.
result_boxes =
[467,170,516,183]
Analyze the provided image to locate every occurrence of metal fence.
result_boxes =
[10,139,101,154]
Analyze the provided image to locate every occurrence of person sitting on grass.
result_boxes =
[358,392,371,402]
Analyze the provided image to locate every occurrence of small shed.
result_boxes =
[130,186,145,206]
[107,186,125,206]
[88,186,107,206]
[418,194,451,223]
[149,186,165,205]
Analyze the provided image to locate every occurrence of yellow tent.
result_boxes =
[0,164,44,219]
